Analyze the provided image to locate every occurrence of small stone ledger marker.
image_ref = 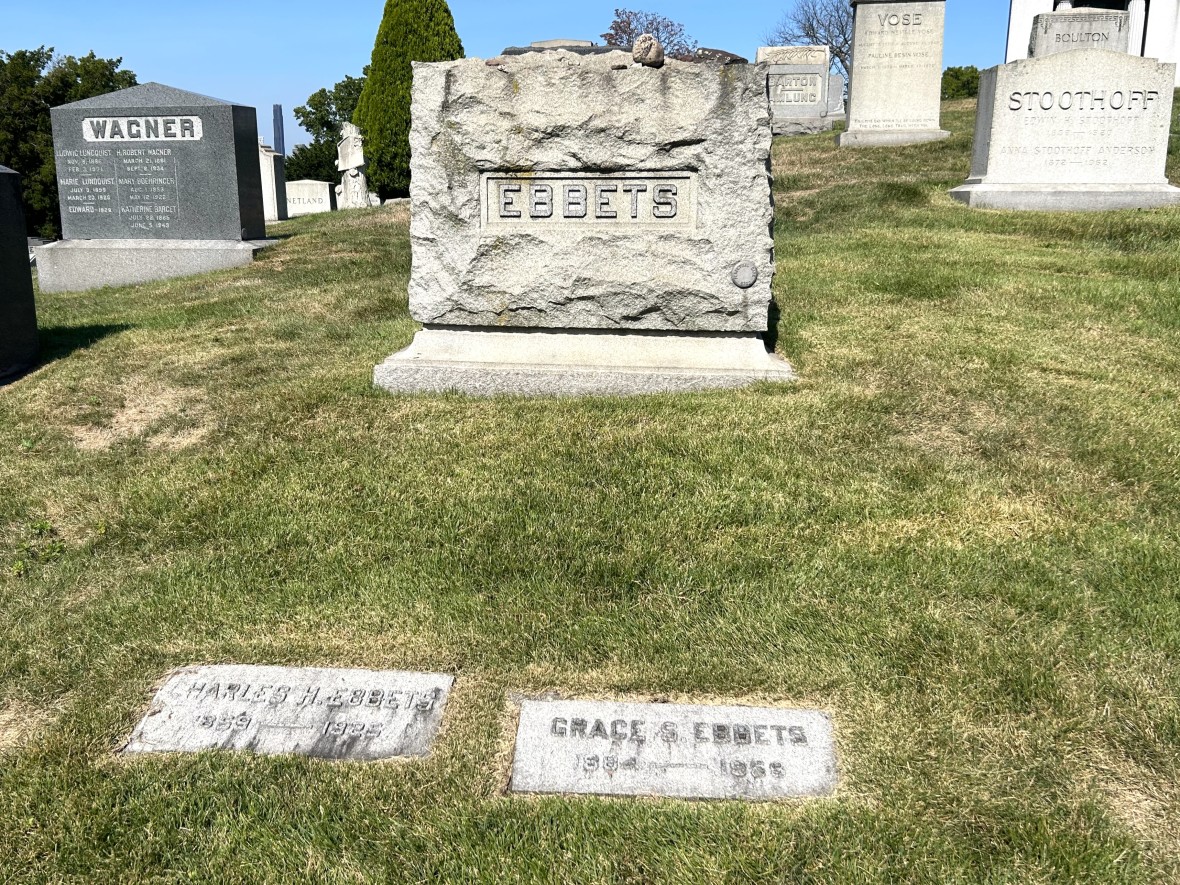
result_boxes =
[373,50,793,396]
[510,699,837,800]
[1,166,38,382]
[838,0,951,147]
[36,83,268,294]
[1029,7,1131,58]
[950,51,1180,210]
[124,665,453,760]
[757,46,846,136]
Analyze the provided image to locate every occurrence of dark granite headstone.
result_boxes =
[50,82,264,241]
[1,166,38,381]
[36,83,269,293]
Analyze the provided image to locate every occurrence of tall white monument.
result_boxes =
[1006,0,1180,84]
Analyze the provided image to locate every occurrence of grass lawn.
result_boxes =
[1,96,1179,883]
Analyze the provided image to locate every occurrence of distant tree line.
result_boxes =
[0,47,136,237]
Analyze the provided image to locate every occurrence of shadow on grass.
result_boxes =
[37,323,130,366]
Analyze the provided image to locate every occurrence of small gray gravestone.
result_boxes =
[757,46,839,135]
[510,699,837,800]
[286,179,337,216]
[372,51,793,397]
[1029,8,1131,58]
[1,166,38,381]
[124,665,453,760]
[838,0,951,147]
[950,51,1180,210]
[35,83,268,294]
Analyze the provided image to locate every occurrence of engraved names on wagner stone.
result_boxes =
[125,665,453,760]
[839,0,951,147]
[950,51,1180,210]
[510,700,837,800]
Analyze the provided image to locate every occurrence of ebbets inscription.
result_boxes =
[482,173,697,230]
[510,700,837,800]
[124,665,453,760]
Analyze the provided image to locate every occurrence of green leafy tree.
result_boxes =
[287,73,367,182]
[942,65,981,100]
[0,47,136,237]
[354,0,464,199]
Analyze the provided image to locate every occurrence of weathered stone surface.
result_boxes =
[406,53,774,334]
[510,699,837,800]
[694,48,749,65]
[764,46,838,135]
[286,179,336,216]
[839,0,951,147]
[336,122,371,210]
[124,665,453,760]
[1,166,38,381]
[1029,8,1131,58]
[950,51,1180,210]
[50,82,265,241]
[633,34,665,68]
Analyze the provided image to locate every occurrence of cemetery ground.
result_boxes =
[1,96,1179,883]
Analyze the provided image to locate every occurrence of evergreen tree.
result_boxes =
[354,0,463,199]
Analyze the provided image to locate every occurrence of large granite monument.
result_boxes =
[373,49,793,396]
[1,166,38,381]
[949,50,1180,210]
[838,0,951,147]
[35,83,268,293]
[1028,7,1131,57]
[757,46,846,135]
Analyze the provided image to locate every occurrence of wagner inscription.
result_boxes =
[124,665,454,760]
[510,699,837,800]
[482,173,697,230]
[83,116,203,142]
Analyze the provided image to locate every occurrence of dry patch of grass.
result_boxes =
[71,383,211,452]
[0,702,55,755]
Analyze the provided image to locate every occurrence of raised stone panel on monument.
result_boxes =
[286,179,337,216]
[1,166,38,381]
[1029,9,1131,58]
[839,0,951,147]
[372,51,794,396]
[950,51,1180,210]
[258,141,288,223]
[36,83,269,293]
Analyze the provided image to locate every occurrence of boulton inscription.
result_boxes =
[510,699,837,800]
[83,116,203,142]
[482,173,697,230]
[124,665,454,760]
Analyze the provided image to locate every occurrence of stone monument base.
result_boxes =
[35,239,275,293]
[373,327,796,397]
[837,128,950,148]
[949,182,1180,212]
[774,119,836,136]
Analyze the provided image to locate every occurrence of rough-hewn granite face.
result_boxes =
[407,51,774,333]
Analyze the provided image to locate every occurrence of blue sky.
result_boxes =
[3,0,1012,148]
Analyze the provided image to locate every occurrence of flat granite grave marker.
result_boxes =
[125,665,453,760]
[1,166,38,381]
[373,51,794,397]
[510,699,837,800]
[1029,8,1131,58]
[950,50,1180,210]
[838,0,951,147]
[35,82,268,293]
